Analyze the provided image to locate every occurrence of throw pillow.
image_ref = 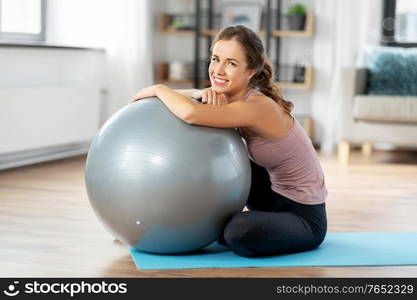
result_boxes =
[364,45,417,96]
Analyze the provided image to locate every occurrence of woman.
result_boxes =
[131,25,327,257]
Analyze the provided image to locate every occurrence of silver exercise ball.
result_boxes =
[85,97,251,254]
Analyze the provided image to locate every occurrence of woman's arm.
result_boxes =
[174,88,228,105]
[153,85,198,121]
[132,84,268,128]
[174,89,202,99]
[183,97,265,128]
[154,85,267,128]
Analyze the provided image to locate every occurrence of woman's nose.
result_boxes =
[214,63,226,75]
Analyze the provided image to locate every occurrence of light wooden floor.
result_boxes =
[1,150,417,277]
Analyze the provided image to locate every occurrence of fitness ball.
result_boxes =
[85,97,251,254]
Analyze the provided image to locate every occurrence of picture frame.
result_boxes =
[220,3,262,32]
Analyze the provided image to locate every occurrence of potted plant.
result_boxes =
[287,3,307,31]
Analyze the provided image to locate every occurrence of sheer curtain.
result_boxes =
[311,0,382,153]
[47,0,153,120]
[103,0,153,118]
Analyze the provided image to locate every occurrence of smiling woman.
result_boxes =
[130,25,328,258]
[208,26,293,113]
[209,41,256,101]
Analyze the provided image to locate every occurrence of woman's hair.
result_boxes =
[211,25,294,114]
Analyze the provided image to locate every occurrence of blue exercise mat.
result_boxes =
[129,232,417,270]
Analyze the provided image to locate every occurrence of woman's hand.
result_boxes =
[201,88,228,106]
[130,85,161,103]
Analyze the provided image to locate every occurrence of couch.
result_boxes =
[337,65,417,163]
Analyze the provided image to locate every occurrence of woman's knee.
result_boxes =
[222,211,327,257]
[223,212,260,257]
[312,229,327,249]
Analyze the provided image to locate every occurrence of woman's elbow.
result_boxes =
[182,107,197,125]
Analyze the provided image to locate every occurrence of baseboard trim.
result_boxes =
[0,142,91,170]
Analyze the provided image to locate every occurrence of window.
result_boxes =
[0,0,46,41]
[383,0,417,47]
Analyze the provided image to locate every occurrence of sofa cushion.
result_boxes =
[365,46,417,96]
[353,95,417,124]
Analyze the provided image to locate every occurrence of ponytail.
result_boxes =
[250,59,294,114]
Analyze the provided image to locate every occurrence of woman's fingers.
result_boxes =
[210,89,222,106]
[201,89,208,104]
[212,90,218,105]
[129,94,140,103]
[208,89,214,105]
[201,88,227,106]
[219,93,228,105]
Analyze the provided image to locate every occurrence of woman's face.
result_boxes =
[209,39,256,95]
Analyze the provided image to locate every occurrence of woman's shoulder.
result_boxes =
[246,91,277,108]
[243,88,264,100]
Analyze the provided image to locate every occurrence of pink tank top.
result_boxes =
[239,89,327,205]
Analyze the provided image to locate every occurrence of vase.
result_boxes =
[287,14,306,31]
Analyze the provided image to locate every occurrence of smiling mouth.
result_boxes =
[213,77,229,85]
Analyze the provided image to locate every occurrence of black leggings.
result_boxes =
[221,160,327,257]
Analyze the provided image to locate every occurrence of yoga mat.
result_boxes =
[129,232,417,270]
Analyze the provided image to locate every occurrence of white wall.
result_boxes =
[0,47,106,88]
[1,0,153,169]
[0,0,134,168]
[0,45,106,155]
[47,0,153,120]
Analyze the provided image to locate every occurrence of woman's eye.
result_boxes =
[211,57,219,62]
[229,62,236,66]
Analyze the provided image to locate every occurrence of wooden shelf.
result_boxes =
[276,81,311,89]
[157,12,314,90]
[161,14,314,38]
[161,28,195,35]
[159,14,196,34]
[275,66,313,89]
[272,13,314,37]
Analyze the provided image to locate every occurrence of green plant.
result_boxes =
[288,3,307,15]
